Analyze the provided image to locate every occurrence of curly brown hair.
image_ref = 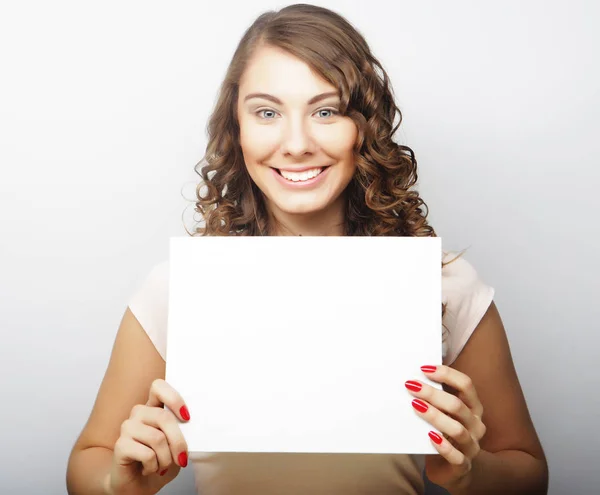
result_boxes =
[187,4,466,332]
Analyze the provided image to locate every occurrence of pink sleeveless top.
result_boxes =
[128,251,494,495]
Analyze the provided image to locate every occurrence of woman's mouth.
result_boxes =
[270,165,331,188]
[276,167,324,182]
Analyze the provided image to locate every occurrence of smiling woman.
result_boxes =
[193,5,429,238]
[66,4,548,495]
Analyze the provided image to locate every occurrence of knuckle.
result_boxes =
[113,437,126,456]
[453,449,466,467]
[447,397,463,415]
[130,404,145,418]
[169,428,188,454]
[479,421,487,438]
[120,419,133,436]
[454,425,470,443]
[151,378,165,390]
[141,448,157,466]
[462,376,474,392]
[168,423,186,449]
[150,428,167,446]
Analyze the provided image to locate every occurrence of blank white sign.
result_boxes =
[165,236,442,454]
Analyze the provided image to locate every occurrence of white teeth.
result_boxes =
[280,167,323,182]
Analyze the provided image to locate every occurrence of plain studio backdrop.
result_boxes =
[0,1,598,493]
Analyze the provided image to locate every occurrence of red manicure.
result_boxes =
[405,380,422,392]
[429,431,443,445]
[421,365,437,373]
[178,452,188,467]
[180,405,191,421]
[159,469,168,476]
[412,399,429,413]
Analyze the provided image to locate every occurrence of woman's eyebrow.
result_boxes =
[243,91,339,105]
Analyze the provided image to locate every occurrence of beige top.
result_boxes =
[128,251,495,494]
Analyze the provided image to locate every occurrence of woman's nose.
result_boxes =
[280,118,316,156]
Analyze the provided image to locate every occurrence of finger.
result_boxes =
[411,398,481,460]
[147,378,191,423]
[113,436,159,476]
[428,430,472,476]
[129,404,189,468]
[120,418,173,473]
[420,365,483,418]
[405,380,478,433]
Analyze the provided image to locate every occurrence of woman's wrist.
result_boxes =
[447,448,548,495]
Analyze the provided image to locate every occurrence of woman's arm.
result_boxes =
[448,301,548,494]
[66,307,166,494]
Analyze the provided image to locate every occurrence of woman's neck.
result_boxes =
[266,196,346,236]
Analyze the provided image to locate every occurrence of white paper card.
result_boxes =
[165,236,442,454]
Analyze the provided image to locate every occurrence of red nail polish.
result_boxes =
[405,380,422,392]
[429,431,443,445]
[159,469,168,476]
[178,452,188,467]
[421,365,437,373]
[412,399,429,413]
[180,405,191,421]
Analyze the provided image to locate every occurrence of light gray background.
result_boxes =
[1,1,598,493]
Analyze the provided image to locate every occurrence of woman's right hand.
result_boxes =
[105,379,191,495]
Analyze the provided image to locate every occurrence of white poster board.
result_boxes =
[166,236,442,454]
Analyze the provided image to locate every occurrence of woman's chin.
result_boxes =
[270,199,328,216]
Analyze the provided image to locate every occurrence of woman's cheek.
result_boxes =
[318,122,358,152]
[243,126,280,158]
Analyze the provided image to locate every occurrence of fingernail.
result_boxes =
[178,452,188,467]
[429,431,443,444]
[180,405,191,421]
[159,469,168,476]
[405,380,422,392]
[421,365,437,373]
[412,399,429,413]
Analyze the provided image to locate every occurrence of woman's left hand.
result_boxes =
[405,365,487,490]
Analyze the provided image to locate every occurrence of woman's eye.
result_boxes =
[316,108,339,118]
[255,108,339,119]
[257,109,278,119]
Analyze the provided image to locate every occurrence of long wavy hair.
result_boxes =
[188,3,466,335]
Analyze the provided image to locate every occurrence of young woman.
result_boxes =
[66,4,548,494]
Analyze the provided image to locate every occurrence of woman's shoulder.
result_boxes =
[441,251,495,365]
[442,251,480,286]
[128,259,170,360]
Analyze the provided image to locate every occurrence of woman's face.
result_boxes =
[237,45,358,217]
